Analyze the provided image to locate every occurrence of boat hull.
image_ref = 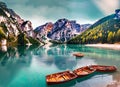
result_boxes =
[73,66,96,77]
[89,65,117,72]
[73,52,84,57]
[46,71,77,85]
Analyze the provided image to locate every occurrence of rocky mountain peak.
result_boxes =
[34,18,91,43]
[0,2,40,46]
[115,9,120,19]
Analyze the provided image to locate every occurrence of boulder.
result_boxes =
[115,9,120,19]
[1,39,7,46]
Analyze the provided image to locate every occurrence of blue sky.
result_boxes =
[1,0,119,28]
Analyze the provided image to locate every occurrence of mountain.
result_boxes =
[34,18,91,43]
[80,24,91,32]
[67,9,120,44]
[0,2,40,46]
[34,22,53,43]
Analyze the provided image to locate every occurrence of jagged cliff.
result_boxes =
[0,2,40,46]
[34,18,91,43]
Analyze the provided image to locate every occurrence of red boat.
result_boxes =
[89,65,117,72]
[46,70,77,85]
[73,52,84,57]
[73,66,96,77]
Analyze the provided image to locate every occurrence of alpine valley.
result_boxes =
[0,1,120,87]
[0,1,120,46]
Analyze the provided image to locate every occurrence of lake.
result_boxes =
[0,44,120,87]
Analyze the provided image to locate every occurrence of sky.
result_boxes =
[1,0,120,28]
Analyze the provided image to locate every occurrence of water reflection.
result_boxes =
[0,45,7,52]
[54,56,77,70]
[75,74,113,87]
[0,44,120,87]
[0,46,33,66]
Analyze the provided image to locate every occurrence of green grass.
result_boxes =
[27,37,41,45]
[0,26,6,40]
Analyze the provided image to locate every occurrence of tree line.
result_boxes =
[67,19,120,44]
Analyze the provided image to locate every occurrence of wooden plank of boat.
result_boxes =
[89,65,117,72]
[46,70,77,85]
[73,52,84,57]
[73,66,96,77]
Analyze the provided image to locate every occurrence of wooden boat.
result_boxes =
[46,70,77,85]
[89,65,117,72]
[73,52,84,57]
[73,66,96,77]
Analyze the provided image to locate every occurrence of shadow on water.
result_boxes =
[76,71,117,83]
[54,56,77,70]
[46,79,77,87]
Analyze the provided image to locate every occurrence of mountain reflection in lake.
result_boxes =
[0,44,120,87]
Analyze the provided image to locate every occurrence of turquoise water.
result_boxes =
[0,44,120,87]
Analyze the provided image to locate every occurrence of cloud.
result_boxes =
[67,0,104,20]
[28,16,55,28]
[2,0,117,28]
[93,0,119,15]
[0,0,29,6]
[10,4,69,28]
[4,0,70,28]
[77,19,96,25]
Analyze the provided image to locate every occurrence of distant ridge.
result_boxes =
[34,18,91,43]
[67,9,120,44]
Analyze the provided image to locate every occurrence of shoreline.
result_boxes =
[85,44,120,50]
